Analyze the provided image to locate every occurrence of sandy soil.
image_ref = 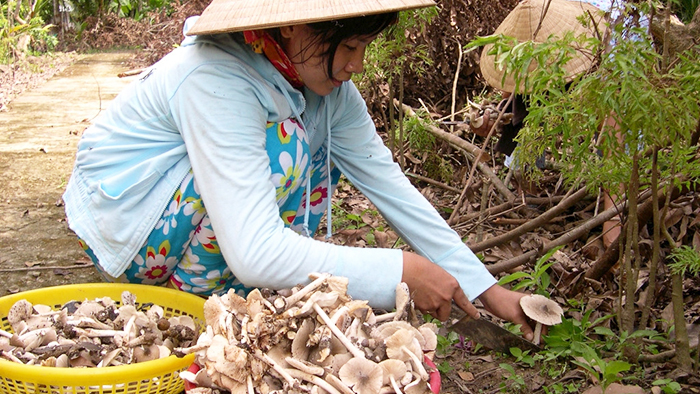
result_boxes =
[0,51,138,295]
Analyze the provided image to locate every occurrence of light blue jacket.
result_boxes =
[63,23,496,309]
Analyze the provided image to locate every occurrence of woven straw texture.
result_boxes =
[188,0,436,35]
[480,0,606,92]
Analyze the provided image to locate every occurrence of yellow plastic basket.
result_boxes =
[0,283,206,394]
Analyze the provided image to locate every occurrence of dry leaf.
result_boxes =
[457,371,474,381]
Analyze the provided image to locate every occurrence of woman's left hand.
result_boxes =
[477,284,535,341]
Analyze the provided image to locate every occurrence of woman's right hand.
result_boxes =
[400,251,479,322]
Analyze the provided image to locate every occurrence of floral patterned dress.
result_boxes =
[82,117,340,296]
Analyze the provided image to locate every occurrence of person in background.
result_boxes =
[473,0,636,247]
[63,0,536,338]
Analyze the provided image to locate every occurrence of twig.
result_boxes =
[396,101,516,204]
[405,172,461,193]
[449,95,515,223]
[0,262,93,273]
[117,68,145,78]
[455,194,566,225]
[485,200,620,275]
[469,187,588,254]
[638,349,676,363]
[450,38,463,135]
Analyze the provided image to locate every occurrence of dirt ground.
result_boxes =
[0,51,138,296]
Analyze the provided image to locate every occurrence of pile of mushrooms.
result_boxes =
[0,291,199,367]
[176,273,438,394]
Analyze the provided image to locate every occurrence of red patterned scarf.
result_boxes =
[244,30,304,89]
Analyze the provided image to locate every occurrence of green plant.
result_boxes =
[668,245,700,276]
[435,330,460,356]
[355,7,436,88]
[570,342,632,393]
[592,326,666,354]
[508,347,536,367]
[469,3,700,367]
[499,363,527,393]
[543,309,614,358]
[498,245,561,295]
[436,360,453,374]
[652,378,682,394]
[543,382,581,394]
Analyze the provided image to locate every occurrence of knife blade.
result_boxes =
[447,314,541,354]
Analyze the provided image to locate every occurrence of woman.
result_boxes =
[63,0,534,338]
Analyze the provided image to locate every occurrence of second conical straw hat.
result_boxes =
[480,0,607,93]
[187,0,436,36]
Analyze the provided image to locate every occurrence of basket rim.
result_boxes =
[0,283,204,385]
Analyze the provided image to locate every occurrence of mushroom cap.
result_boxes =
[8,299,34,325]
[291,318,315,360]
[339,357,383,394]
[378,359,407,384]
[384,329,422,362]
[519,294,563,326]
[417,323,438,353]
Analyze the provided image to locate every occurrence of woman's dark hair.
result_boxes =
[272,12,399,79]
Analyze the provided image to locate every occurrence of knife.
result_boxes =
[447,314,541,354]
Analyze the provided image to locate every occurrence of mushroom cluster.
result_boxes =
[0,291,200,367]
[176,273,438,394]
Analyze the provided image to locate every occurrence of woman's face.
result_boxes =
[281,25,376,96]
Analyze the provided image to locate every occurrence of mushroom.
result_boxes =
[379,359,407,394]
[7,299,35,333]
[275,273,331,313]
[384,329,428,381]
[286,367,350,394]
[339,357,383,394]
[291,317,315,361]
[312,303,365,359]
[519,294,563,345]
[309,272,349,296]
[285,356,325,376]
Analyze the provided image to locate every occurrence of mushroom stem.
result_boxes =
[246,375,255,394]
[401,346,429,381]
[389,375,404,394]
[240,315,250,348]
[0,328,14,338]
[173,343,210,356]
[279,273,331,312]
[123,314,137,343]
[254,349,300,390]
[373,312,397,323]
[2,350,24,364]
[285,356,325,376]
[532,322,542,346]
[75,328,125,338]
[404,372,422,390]
[323,372,356,394]
[285,368,345,394]
[312,303,365,359]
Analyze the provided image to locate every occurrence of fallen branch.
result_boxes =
[455,194,567,225]
[0,262,93,273]
[485,201,620,275]
[469,187,589,254]
[405,171,461,193]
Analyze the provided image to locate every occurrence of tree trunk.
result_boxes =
[671,272,692,370]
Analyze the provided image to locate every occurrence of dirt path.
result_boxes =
[0,51,138,295]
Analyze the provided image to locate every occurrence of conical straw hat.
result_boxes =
[187,0,436,36]
[479,0,606,93]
